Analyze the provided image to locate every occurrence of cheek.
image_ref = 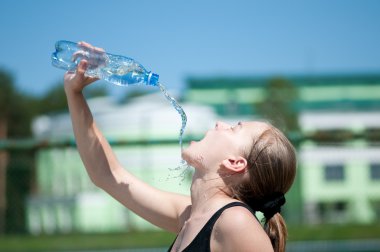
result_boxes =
[202,133,226,148]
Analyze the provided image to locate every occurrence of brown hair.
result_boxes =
[231,125,297,252]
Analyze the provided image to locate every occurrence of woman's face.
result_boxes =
[182,121,268,170]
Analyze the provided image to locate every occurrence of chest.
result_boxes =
[171,216,217,252]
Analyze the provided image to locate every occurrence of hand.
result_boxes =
[64,59,98,94]
[64,42,105,94]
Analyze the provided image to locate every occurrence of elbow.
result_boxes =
[87,165,125,189]
[86,167,111,189]
[89,174,104,188]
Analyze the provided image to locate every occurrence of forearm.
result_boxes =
[65,90,122,186]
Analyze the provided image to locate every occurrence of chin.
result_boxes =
[181,147,191,164]
[182,152,204,171]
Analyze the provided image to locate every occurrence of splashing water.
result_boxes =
[158,83,187,154]
[161,162,193,186]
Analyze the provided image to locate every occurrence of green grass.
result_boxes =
[1,224,380,252]
[0,231,175,252]
[287,223,380,241]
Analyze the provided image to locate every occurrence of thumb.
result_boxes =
[76,59,99,86]
[76,60,88,76]
[71,60,89,84]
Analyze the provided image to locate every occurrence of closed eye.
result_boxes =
[231,122,242,131]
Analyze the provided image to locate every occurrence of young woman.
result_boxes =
[63,42,297,252]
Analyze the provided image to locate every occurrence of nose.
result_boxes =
[215,121,231,130]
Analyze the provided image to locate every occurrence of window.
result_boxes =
[317,201,348,223]
[370,163,380,180]
[324,164,345,181]
[370,200,380,221]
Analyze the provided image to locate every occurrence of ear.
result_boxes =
[222,156,248,173]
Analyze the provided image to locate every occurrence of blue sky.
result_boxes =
[0,0,379,97]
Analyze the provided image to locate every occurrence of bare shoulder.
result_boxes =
[212,205,273,252]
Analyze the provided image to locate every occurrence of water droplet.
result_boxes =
[163,161,193,185]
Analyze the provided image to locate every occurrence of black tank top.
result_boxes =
[167,202,257,252]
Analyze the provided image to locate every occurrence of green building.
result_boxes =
[185,74,380,224]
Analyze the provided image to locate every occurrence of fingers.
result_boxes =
[64,59,88,77]
[78,41,105,53]
[78,41,92,48]
[64,59,98,91]
[72,51,88,64]
[77,60,100,85]
[64,60,87,84]
[76,41,107,69]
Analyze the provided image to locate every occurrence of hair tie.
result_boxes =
[258,192,286,220]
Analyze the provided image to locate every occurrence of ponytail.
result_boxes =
[264,213,287,252]
[240,192,287,252]
[256,192,287,252]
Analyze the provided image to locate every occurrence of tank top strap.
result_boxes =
[207,201,257,225]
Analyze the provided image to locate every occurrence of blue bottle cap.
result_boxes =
[147,72,159,86]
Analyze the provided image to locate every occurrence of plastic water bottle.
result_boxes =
[51,40,188,161]
[51,40,159,86]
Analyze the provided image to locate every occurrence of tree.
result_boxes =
[0,70,15,234]
[38,82,69,115]
[38,81,109,115]
[0,70,40,233]
[257,77,300,134]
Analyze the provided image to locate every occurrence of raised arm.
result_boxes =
[64,49,190,232]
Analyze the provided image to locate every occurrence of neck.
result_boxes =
[190,170,232,214]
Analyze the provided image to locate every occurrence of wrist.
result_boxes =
[64,85,84,98]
